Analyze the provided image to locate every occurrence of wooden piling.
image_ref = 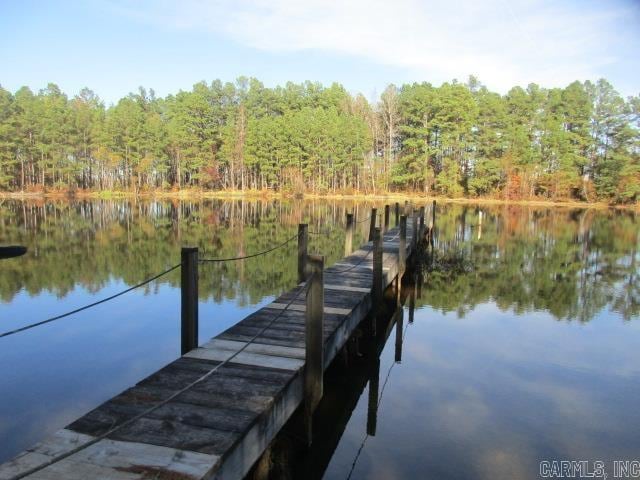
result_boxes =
[384,205,390,232]
[181,247,199,355]
[432,200,436,227]
[394,202,400,227]
[305,254,324,445]
[298,224,308,283]
[344,213,354,256]
[368,208,377,241]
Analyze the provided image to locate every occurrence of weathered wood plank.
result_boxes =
[201,339,306,360]
[184,347,304,371]
[71,400,257,438]
[323,284,370,293]
[265,303,352,316]
[108,417,234,455]
[67,439,217,479]
[0,431,218,480]
[218,332,305,349]
[0,430,94,480]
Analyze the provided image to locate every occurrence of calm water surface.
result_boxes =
[0,200,638,479]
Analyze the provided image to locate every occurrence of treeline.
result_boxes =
[0,77,638,202]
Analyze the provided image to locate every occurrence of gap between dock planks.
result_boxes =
[0,222,416,480]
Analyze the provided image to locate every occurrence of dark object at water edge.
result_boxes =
[0,246,27,259]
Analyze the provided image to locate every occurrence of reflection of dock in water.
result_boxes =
[248,269,421,480]
[0,204,432,480]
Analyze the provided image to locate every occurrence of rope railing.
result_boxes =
[0,232,301,340]
[199,231,299,263]
[0,263,181,339]
[2,209,417,340]
[10,279,312,480]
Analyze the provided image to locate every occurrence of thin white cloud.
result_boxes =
[108,0,639,92]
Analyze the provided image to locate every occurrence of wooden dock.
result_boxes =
[0,213,420,480]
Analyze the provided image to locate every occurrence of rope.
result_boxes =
[10,279,312,480]
[199,232,299,263]
[356,215,372,224]
[1,225,407,339]
[0,264,181,340]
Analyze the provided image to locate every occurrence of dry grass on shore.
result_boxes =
[0,188,636,210]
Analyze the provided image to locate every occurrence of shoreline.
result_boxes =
[0,189,636,210]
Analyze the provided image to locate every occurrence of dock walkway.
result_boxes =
[1,219,417,480]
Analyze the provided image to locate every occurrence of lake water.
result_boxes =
[0,199,638,479]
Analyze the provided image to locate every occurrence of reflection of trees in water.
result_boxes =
[420,205,638,322]
[0,199,375,305]
[0,200,637,321]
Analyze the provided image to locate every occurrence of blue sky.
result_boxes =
[1,0,638,104]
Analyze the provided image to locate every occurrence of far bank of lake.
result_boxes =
[1,188,636,211]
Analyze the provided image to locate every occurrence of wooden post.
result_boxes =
[431,200,436,227]
[404,200,410,216]
[399,215,407,278]
[344,213,354,256]
[372,227,383,336]
[305,254,324,445]
[181,247,199,355]
[298,224,308,283]
[384,205,390,232]
[368,208,377,241]
[394,202,400,227]
[419,206,425,241]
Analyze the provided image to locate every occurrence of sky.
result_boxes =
[1,0,639,104]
